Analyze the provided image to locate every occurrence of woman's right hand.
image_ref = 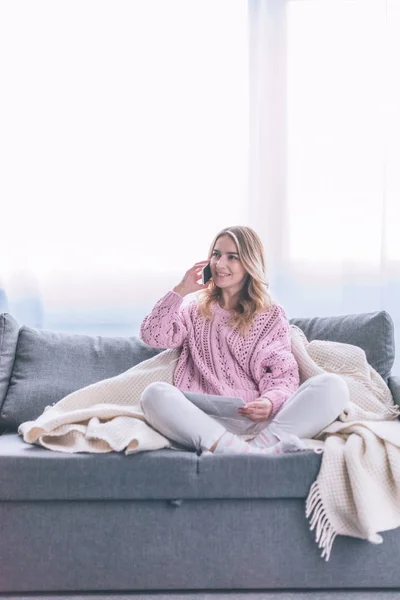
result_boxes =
[173,261,211,297]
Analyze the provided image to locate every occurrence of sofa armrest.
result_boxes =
[388,375,400,408]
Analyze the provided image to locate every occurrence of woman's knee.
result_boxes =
[140,381,174,413]
[314,373,350,411]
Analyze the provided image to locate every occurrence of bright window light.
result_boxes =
[0,0,249,284]
[286,0,400,264]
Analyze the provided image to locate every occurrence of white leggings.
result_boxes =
[140,373,350,452]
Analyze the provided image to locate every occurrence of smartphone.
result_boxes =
[202,263,212,285]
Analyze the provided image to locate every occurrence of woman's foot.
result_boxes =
[210,431,304,455]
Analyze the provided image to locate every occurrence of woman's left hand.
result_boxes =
[238,397,273,422]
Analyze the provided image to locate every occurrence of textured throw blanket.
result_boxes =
[18,348,181,453]
[18,325,400,560]
[290,325,400,560]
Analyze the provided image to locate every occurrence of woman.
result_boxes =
[139,226,349,455]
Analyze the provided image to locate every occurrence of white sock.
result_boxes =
[248,427,280,449]
[213,432,303,455]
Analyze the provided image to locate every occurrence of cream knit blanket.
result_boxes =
[290,325,400,560]
[18,325,400,560]
[18,349,181,454]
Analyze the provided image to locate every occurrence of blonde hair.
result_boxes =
[196,225,274,336]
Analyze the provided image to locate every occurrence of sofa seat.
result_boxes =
[0,433,321,502]
[2,430,400,594]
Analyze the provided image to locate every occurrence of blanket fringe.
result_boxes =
[306,481,337,562]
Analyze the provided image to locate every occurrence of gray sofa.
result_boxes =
[1,309,400,599]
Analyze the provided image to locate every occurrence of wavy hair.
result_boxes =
[196,226,274,336]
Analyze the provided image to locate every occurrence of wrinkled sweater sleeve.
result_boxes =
[250,307,300,418]
[139,290,189,349]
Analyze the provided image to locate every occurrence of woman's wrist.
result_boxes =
[172,285,187,297]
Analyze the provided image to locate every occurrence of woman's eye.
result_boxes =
[211,252,238,260]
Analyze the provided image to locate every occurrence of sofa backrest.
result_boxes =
[0,309,395,432]
[290,310,395,382]
[0,315,162,432]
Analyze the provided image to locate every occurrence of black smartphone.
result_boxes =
[202,263,212,285]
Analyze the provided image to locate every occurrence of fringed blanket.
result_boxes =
[290,325,400,560]
[18,325,400,560]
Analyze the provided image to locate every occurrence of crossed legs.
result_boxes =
[140,373,350,455]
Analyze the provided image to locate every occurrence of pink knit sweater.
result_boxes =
[139,290,300,418]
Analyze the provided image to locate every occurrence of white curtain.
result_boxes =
[248,0,400,373]
[0,0,249,334]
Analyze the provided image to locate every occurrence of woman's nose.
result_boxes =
[216,257,227,268]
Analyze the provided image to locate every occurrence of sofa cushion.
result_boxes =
[0,326,163,430]
[0,433,322,501]
[290,310,394,382]
[0,313,19,406]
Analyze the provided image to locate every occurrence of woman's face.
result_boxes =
[210,235,248,292]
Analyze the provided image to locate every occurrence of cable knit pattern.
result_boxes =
[139,290,300,417]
